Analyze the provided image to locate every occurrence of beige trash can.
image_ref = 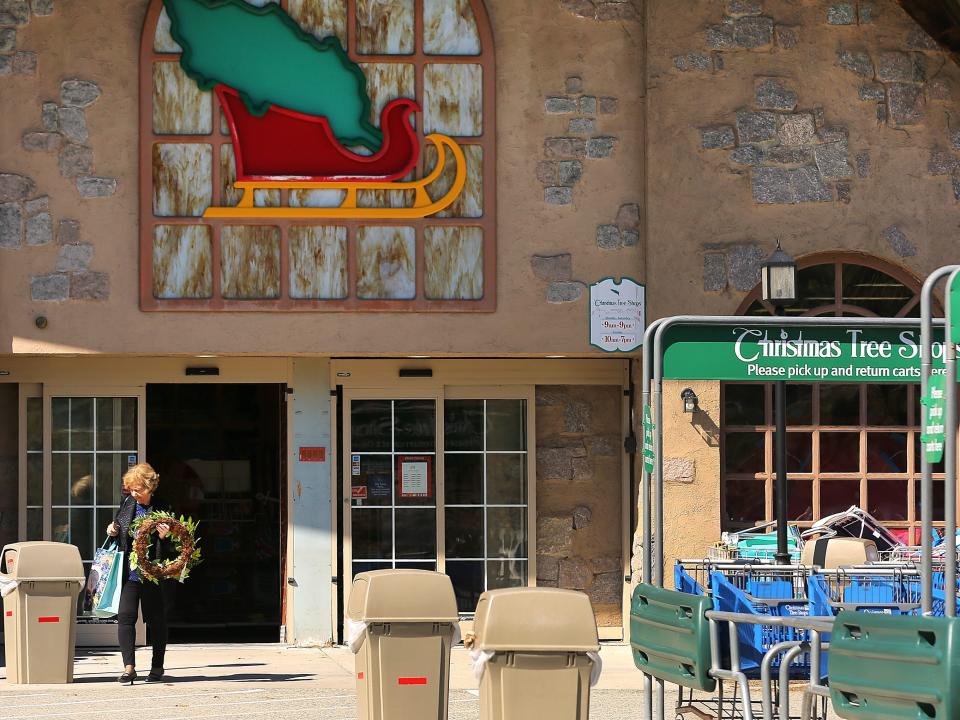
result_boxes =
[348,569,459,720]
[1,542,84,684]
[473,587,600,720]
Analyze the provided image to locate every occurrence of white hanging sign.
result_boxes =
[589,277,646,352]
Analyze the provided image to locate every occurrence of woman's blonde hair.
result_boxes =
[123,463,160,493]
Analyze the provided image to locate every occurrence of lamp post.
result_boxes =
[761,240,797,565]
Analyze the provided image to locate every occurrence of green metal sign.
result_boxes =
[921,372,946,463]
[642,405,655,474]
[663,324,948,382]
[951,271,960,345]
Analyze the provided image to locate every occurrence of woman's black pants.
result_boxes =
[118,578,172,669]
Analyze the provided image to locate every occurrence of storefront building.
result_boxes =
[2,0,960,645]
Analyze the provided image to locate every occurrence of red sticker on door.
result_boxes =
[351,486,368,499]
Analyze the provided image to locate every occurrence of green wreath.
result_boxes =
[129,510,202,584]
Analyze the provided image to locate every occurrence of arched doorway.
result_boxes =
[721,253,941,544]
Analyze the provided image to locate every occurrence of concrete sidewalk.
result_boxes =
[0,642,652,719]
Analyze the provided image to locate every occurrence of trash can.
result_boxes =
[1,542,84,684]
[347,569,460,720]
[472,587,601,720]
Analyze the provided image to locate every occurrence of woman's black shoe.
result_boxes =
[118,670,137,685]
[145,667,164,683]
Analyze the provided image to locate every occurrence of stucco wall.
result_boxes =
[0,0,645,356]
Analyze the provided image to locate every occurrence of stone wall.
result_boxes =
[0,384,18,550]
[536,385,623,627]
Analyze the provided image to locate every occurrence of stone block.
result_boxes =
[755,78,797,111]
[907,26,939,51]
[599,96,618,114]
[887,83,924,125]
[546,281,585,303]
[728,244,765,290]
[752,166,832,204]
[545,96,577,114]
[22,131,60,152]
[927,150,956,176]
[837,49,873,77]
[876,103,888,124]
[704,253,727,291]
[559,0,595,19]
[855,150,870,178]
[726,0,762,16]
[57,218,80,244]
[674,53,713,72]
[0,28,15,53]
[736,110,777,142]
[571,456,592,481]
[705,21,736,50]
[586,435,618,456]
[953,176,960,201]
[41,101,58,131]
[536,387,567,407]
[544,186,572,205]
[812,107,826,128]
[883,225,916,257]
[622,230,639,247]
[826,3,855,24]
[24,195,47,214]
[57,106,87,143]
[733,16,773,48]
[664,457,695,483]
[567,117,594,134]
[764,146,811,165]
[565,76,583,93]
[559,558,592,590]
[76,177,117,197]
[558,160,583,186]
[544,136,586,158]
[877,51,924,83]
[596,224,621,249]
[814,141,853,179]
[536,161,557,185]
[0,55,11,75]
[0,202,22,249]
[58,143,93,177]
[25,211,51,245]
[589,572,623,604]
[596,2,637,21]
[778,113,816,146]
[0,173,35,202]
[531,253,572,282]
[616,203,640,229]
[537,447,573,480]
[31,0,53,15]
[60,79,101,108]
[934,79,958,102]
[700,125,735,150]
[0,0,29,22]
[56,242,93,271]
[858,83,885,101]
[858,2,876,23]
[12,50,35,74]
[536,555,559,581]
[836,182,851,204]
[69,271,109,300]
[565,400,591,433]
[592,556,621,574]
[730,144,764,165]
[31,273,69,301]
[587,136,617,158]
[774,25,797,49]
[579,96,597,114]
[572,505,592,529]
[537,516,573,555]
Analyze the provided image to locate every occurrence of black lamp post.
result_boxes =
[760,241,797,565]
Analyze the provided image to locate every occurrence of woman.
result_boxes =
[106,463,173,685]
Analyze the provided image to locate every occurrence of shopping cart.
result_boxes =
[807,567,922,615]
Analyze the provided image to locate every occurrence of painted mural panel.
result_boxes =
[424,0,480,55]
[356,226,415,299]
[221,225,282,298]
[287,0,347,43]
[154,8,182,53]
[220,145,281,207]
[423,64,482,136]
[425,143,482,218]
[153,225,213,298]
[153,61,212,135]
[360,63,415,123]
[152,144,213,217]
[289,189,348,208]
[424,226,482,300]
[356,0,414,55]
[289,225,348,299]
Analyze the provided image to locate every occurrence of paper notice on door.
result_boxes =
[399,460,429,498]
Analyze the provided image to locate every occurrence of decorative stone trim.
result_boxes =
[0,0,54,77]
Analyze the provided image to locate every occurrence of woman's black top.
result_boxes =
[112,494,174,561]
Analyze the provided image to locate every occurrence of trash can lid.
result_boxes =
[347,569,459,623]
[474,587,599,652]
[1,542,83,579]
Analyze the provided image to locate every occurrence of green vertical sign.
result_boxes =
[921,372,946,463]
[951,271,960,344]
[642,405,655,474]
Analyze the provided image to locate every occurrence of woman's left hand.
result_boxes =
[157,523,171,539]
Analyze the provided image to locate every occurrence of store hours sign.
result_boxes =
[589,277,646,352]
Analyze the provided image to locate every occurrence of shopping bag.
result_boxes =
[87,538,123,617]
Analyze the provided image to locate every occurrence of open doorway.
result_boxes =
[146,384,285,643]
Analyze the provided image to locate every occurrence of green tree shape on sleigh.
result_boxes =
[162,0,466,219]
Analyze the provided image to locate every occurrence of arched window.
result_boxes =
[722,253,939,544]
[139,0,495,311]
